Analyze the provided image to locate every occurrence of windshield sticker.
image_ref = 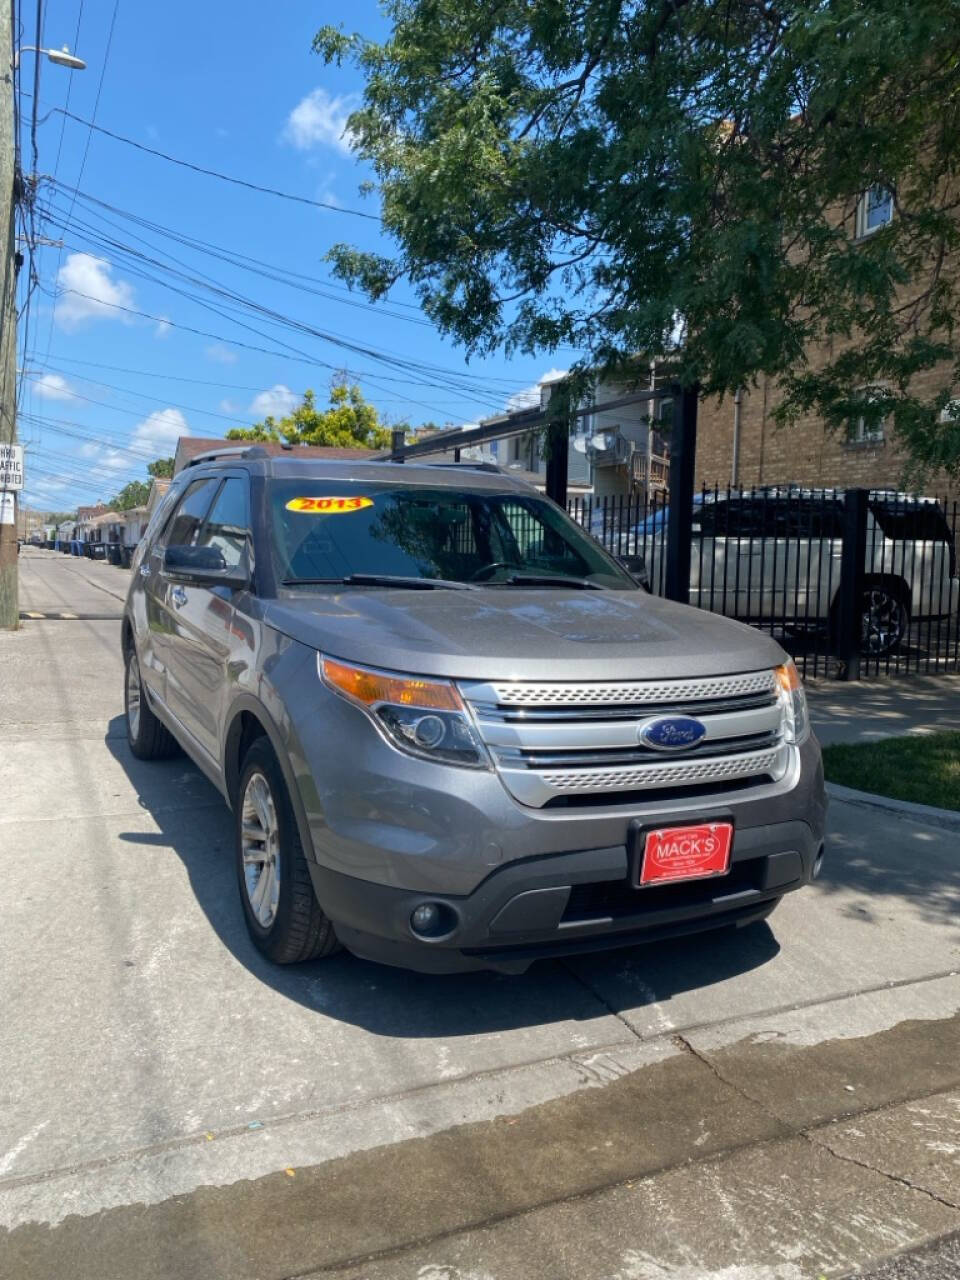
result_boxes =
[285,496,374,514]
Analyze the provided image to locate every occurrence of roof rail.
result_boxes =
[422,461,504,474]
[183,445,270,469]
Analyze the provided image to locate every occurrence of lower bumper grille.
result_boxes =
[563,861,764,922]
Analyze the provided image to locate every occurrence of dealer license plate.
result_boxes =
[639,822,734,887]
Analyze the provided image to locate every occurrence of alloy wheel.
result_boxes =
[861,588,907,656]
[126,655,142,739]
[241,772,281,928]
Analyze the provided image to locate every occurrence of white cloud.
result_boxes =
[205,343,238,365]
[78,442,99,459]
[154,316,172,339]
[131,407,192,455]
[54,253,136,330]
[283,88,358,155]
[249,384,298,420]
[505,368,568,414]
[33,372,77,402]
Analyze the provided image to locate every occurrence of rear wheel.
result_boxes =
[124,647,179,760]
[235,737,340,964]
[860,584,909,656]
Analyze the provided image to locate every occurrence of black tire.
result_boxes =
[828,582,909,657]
[124,646,180,760]
[235,737,340,964]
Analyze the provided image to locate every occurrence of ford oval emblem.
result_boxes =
[638,716,707,752]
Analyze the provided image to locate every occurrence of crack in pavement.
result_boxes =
[805,1129,960,1214]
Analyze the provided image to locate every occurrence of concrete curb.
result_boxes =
[826,781,960,832]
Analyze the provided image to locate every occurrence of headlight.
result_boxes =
[319,656,489,768]
[775,661,809,746]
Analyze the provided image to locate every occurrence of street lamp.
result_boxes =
[13,45,86,71]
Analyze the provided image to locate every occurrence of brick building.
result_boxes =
[694,186,960,498]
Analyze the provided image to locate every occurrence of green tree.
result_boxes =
[226,382,394,449]
[109,480,152,512]
[317,2,960,475]
[109,457,173,512]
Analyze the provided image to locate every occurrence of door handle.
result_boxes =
[171,586,188,608]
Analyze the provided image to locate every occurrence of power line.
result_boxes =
[51,106,381,221]
[41,354,477,409]
[35,201,520,407]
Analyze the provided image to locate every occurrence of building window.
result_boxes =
[939,399,960,425]
[857,185,893,238]
[850,388,887,445]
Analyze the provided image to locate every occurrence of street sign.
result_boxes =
[0,443,23,490]
[0,492,14,525]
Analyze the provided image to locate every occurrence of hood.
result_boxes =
[260,586,786,681]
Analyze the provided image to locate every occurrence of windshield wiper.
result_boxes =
[497,574,604,590]
[282,573,475,590]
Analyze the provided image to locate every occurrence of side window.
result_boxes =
[196,478,250,569]
[142,484,185,547]
[161,478,220,549]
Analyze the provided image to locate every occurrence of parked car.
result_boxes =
[121,451,825,974]
[592,488,959,656]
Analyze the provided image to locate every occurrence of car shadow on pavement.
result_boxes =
[105,717,783,1037]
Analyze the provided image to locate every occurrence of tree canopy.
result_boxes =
[226,383,394,450]
[109,457,174,511]
[109,480,152,512]
[317,1,960,475]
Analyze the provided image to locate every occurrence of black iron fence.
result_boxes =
[569,487,960,680]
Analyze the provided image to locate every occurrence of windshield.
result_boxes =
[269,481,637,590]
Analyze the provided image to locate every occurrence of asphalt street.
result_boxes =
[2,549,959,1280]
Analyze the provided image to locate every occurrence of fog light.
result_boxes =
[413,715,445,749]
[411,903,441,935]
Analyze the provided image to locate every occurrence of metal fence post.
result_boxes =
[390,428,406,461]
[545,420,569,507]
[838,488,868,680]
[665,384,699,603]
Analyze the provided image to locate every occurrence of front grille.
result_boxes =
[460,670,788,808]
[481,670,778,707]
[542,746,784,794]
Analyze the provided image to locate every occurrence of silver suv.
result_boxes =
[122,452,826,974]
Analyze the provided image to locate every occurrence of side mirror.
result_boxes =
[618,554,651,592]
[163,544,249,590]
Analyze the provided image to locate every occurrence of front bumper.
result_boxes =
[309,818,824,974]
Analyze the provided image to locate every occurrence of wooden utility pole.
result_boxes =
[0,0,18,628]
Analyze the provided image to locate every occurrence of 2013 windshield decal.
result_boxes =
[285,496,374,514]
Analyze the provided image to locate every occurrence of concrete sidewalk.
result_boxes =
[806,673,960,746]
[2,552,960,1280]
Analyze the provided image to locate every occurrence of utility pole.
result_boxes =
[0,0,18,628]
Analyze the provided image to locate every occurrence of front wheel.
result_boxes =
[235,738,340,964]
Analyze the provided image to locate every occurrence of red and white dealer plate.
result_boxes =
[638,822,734,886]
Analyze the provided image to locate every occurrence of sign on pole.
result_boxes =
[0,443,23,490]
[0,492,14,525]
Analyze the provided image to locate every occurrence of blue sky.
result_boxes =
[18,0,565,511]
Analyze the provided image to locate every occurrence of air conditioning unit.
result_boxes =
[585,428,632,466]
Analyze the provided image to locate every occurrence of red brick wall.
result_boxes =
[695,367,960,501]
